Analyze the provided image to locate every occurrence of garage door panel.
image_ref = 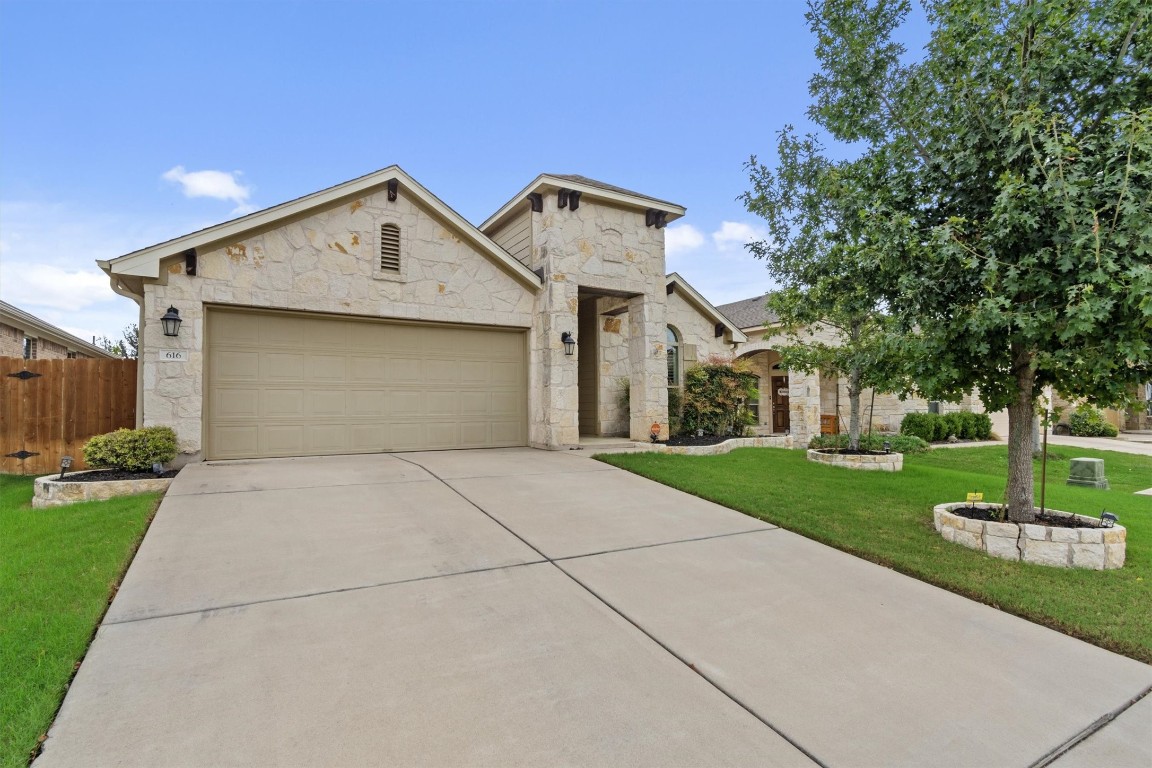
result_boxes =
[262,425,304,455]
[385,390,422,416]
[263,389,305,418]
[214,388,260,419]
[263,352,305,381]
[387,357,423,383]
[348,390,385,417]
[207,309,526,459]
[215,350,260,381]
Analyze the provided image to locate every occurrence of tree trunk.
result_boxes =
[1005,346,1037,523]
[847,367,862,451]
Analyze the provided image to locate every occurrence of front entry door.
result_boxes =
[771,374,790,433]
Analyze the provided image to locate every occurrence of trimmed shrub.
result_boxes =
[940,413,964,440]
[1068,407,1119,438]
[970,412,992,440]
[83,426,178,472]
[900,412,936,442]
[680,358,758,436]
[809,433,930,454]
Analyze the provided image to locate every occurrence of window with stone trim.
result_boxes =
[667,326,681,386]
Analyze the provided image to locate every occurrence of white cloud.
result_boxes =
[0,262,113,311]
[664,224,705,256]
[162,166,254,214]
[664,219,777,306]
[712,220,769,253]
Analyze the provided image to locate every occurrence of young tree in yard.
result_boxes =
[789,0,1150,522]
[98,323,139,359]
[743,129,901,451]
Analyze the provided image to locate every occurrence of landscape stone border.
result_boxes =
[806,449,903,472]
[33,472,173,509]
[590,435,793,456]
[933,502,1126,570]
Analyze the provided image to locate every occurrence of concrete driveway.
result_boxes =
[35,448,1152,767]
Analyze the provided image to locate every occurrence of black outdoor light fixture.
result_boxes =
[561,332,576,356]
[160,306,182,337]
[59,456,72,480]
[1101,510,1119,528]
[883,440,892,454]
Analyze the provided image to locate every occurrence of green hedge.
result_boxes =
[1068,407,1119,437]
[82,427,178,472]
[900,411,991,442]
[808,432,931,453]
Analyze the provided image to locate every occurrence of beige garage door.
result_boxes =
[205,309,527,460]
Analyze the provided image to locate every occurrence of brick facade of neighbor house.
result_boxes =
[0,303,116,360]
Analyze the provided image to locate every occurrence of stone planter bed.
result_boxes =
[591,436,793,456]
[33,471,175,509]
[806,448,903,472]
[933,502,1126,570]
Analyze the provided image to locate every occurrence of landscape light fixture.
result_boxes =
[561,332,576,356]
[160,306,182,337]
[59,456,72,480]
[883,440,892,454]
[1100,510,1119,528]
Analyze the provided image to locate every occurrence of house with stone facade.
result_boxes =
[714,293,985,441]
[98,166,995,465]
[0,301,117,360]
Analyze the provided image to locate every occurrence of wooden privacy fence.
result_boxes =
[0,357,137,475]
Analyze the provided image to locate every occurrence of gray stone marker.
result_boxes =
[1067,457,1110,489]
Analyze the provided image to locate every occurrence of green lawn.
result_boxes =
[0,475,160,768]
[598,445,1152,663]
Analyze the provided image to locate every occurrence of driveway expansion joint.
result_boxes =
[551,526,780,563]
[394,453,828,768]
[101,558,548,627]
[1027,683,1152,768]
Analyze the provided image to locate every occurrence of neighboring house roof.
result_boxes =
[98,166,542,289]
[0,300,119,358]
[665,273,749,344]
[482,173,686,235]
[716,293,778,331]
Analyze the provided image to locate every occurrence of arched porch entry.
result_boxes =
[737,349,790,434]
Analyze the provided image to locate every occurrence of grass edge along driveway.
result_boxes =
[597,446,1151,664]
[0,475,160,768]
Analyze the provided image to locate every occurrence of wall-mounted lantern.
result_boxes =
[561,332,576,356]
[160,306,182,337]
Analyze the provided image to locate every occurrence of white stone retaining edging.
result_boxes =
[806,449,903,472]
[590,435,793,456]
[933,502,1126,570]
[33,472,173,509]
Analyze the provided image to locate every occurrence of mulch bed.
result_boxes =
[56,469,180,483]
[655,435,733,447]
[948,505,1098,529]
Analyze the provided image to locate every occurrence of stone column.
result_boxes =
[530,277,580,448]
[627,294,668,441]
[788,370,822,447]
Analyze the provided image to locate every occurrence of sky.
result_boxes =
[0,0,930,345]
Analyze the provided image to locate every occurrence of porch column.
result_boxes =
[627,294,668,441]
[788,369,822,446]
[530,278,580,448]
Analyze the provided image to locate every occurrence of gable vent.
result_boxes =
[379,224,401,273]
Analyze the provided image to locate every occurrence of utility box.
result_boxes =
[1067,458,1110,490]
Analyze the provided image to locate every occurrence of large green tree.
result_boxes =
[743,129,901,450]
[788,0,1150,521]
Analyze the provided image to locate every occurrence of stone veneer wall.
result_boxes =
[527,193,669,444]
[141,187,537,458]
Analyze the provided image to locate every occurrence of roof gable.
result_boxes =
[99,167,541,289]
[715,293,778,330]
[0,301,118,358]
[482,173,686,235]
[665,273,748,344]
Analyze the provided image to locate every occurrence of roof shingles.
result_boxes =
[715,294,778,330]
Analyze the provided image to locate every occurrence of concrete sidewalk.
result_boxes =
[35,448,1152,767]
